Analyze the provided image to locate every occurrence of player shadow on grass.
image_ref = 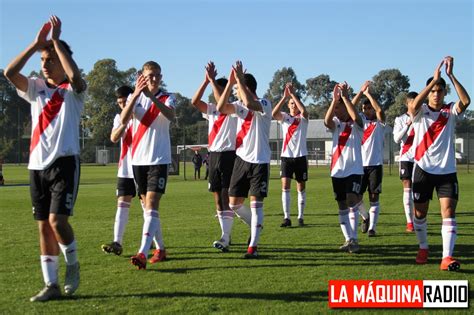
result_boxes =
[71,290,328,302]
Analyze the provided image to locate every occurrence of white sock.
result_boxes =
[349,206,359,240]
[249,201,264,248]
[414,216,428,249]
[58,240,78,265]
[230,203,251,226]
[442,218,457,258]
[40,255,59,285]
[282,189,290,219]
[403,188,413,224]
[138,209,159,254]
[114,201,130,244]
[358,201,368,220]
[297,190,306,220]
[153,212,165,250]
[217,210,234,244]
[339,209,351,241]
[368,202,380,231]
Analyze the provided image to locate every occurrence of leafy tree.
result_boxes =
[84,59,136,148]
[0,71,30,162]
[371,69,410,111]
[385,91,409,126]
[264,67,305,107]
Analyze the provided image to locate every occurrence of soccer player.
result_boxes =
[272,83,309,228]
[217,61,272,258]
[120,61,176,269]
[393,91,418,232]
[101,86,136,256]
[191,62,251,252]
[324,82,363,254]
[352,81,385,237]
[5,16,85,301]
[408,56,470,271]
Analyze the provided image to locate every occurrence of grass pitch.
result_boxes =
[0,164,473,314]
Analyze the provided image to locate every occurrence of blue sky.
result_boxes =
[1,0,472,102]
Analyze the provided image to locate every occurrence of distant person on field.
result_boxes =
[5,15,85,301]
[272,83,309,228]
[192,150,203,180]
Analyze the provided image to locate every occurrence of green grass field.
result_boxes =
[0,164,473,314]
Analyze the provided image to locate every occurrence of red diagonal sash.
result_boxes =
[414,105,450,161]
[235,111,253,149]
[118,125,133,167]
[208,114,227,147]
[131,94,169,157]
[362,122,376,145]
[331,123,353,171]
[401,128,415,155]
[30,82,70,153]
[282,117,300,153]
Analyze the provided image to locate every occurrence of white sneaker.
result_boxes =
[30,283,61,302]
[64,262,80,296]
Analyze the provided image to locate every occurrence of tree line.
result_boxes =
[1,59,472,163]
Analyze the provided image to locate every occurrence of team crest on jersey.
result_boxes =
[441,111,449,118]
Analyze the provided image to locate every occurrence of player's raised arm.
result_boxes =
[363,83,385,123]
[324,85,340,130]
[233,61,262,112]
[352,80,370,108]
[340,82,363,128]
[191,63,215,113]
[120,74,147,125]
[409,59,444,116]
[4,22,51,92]
[444,56,471,114]
[272,83,291,120]
[49,16,86,93]
[288,83,308,119]
[216,68,237,115]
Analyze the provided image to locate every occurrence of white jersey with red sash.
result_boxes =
[131,90,176,165]
[232,98,272,164]
[412,102,461,174]
[205,103,237,152]
[280,112,308,158]
[113,114,133,178]
[393,113,415,162]
[330,117,364,178]
[17,77,84,170]
[361,115,385,166]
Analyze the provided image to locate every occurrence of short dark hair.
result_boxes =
[116,85,134,98]
[215,77,228,89]
[426,77,446,89]
[407,91,418,99]
[363,99,371,106]
[41,40,73,56]
[244,73,257,94]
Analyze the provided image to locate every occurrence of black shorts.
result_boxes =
[30,155,81,220]
[133,164,168,195]
[399,161,414,180]
[360,165,383,195]
[116,177,137,197]
[208,151,236,192]
[332,175,362,202]
[412,165,458,203]
[229,156,269,198]
[280,156,308,182]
